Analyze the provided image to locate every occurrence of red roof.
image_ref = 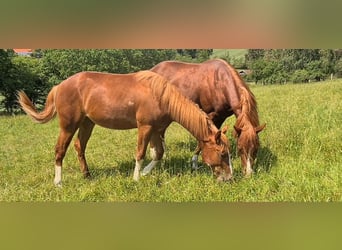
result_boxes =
[13,49,33,53]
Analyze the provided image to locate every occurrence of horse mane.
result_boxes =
[135,71,214,140]
[222,60,260,129]
[235,86,260,129]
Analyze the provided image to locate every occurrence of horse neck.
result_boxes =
[233,88,260,149]
[214,60,251,121]
[225,60,260,129]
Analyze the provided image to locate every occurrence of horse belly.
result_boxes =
[87,105,138,130]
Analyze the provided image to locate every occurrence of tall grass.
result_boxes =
[0,80,341,201]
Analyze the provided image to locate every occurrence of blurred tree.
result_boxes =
[175,49,213,62]
[123,49,177,71]
[0,55,45,113]
[0,49,13,89]
[246,49,341,83]
[39,49,177,86]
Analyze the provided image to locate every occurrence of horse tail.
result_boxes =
[18,86,58,124]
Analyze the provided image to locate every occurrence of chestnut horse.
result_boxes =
[18,70,232,186]
[151,59,265,176]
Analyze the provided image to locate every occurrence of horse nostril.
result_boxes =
[227,175,235,183]
[224,173,234,182]
[216,176,224,183]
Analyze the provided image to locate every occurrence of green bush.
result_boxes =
[291,69,310,83]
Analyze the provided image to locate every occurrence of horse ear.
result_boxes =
[215,130,221,145]
[234,125,241,137]
[208,112,216,120]
[255,123,266,134]
[221,126,228,134]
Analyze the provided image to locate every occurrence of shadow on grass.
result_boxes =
[228,145,277,181]
[89,161,135,179]
[225,137,277,176]
[86,137,199,180]
[87,144,277,183]
[255,146,278,174]
[87,155,213,180]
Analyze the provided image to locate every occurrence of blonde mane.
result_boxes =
[136,71,214,140]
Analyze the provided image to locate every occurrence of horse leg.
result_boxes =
[133,125,153,181]
[141,132,165,176]
[74,117,95,178]
[54,128,78,187]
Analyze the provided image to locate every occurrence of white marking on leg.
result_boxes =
[54,165,62,187]
[150,147,157,160]
[141,160,159,176]
[133,159,143,181]
[192,155,199,169]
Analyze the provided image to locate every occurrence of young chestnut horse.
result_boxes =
[151,59,265,176]
[18,70,232,186]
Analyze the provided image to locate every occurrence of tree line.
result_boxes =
[1,49,341,113]
[0,49,212,113]
[245,49,342,84]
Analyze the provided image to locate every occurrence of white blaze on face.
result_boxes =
[54,165,62,187]
[246,153,253,176]
[150,147,157,160]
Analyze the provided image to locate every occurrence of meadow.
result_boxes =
[212,49,247,61]
[0,80,341,201]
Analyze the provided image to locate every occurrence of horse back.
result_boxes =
[54,71,165,129]
[151,59,242,116]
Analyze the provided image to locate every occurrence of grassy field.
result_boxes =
[0,80,341,201]
[211,49,247,61]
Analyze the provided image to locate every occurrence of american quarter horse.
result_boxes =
[151,59,266,176]
[18,70,233,186]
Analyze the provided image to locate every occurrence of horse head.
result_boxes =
[234,123,266,176]
[200,126,233,182]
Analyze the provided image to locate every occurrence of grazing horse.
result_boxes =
[18,70,233,186]
[151,59,266,176]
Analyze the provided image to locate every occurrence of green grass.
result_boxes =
[0,80,341,201]
[211,49,248,61]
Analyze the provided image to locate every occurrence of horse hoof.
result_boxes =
[244,171,254,178]
[133,174,140,181]
[54,181,62,188]
[83,172,91,179]
[141,169,151,176]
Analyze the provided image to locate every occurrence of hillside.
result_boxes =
[211,49,248,61]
